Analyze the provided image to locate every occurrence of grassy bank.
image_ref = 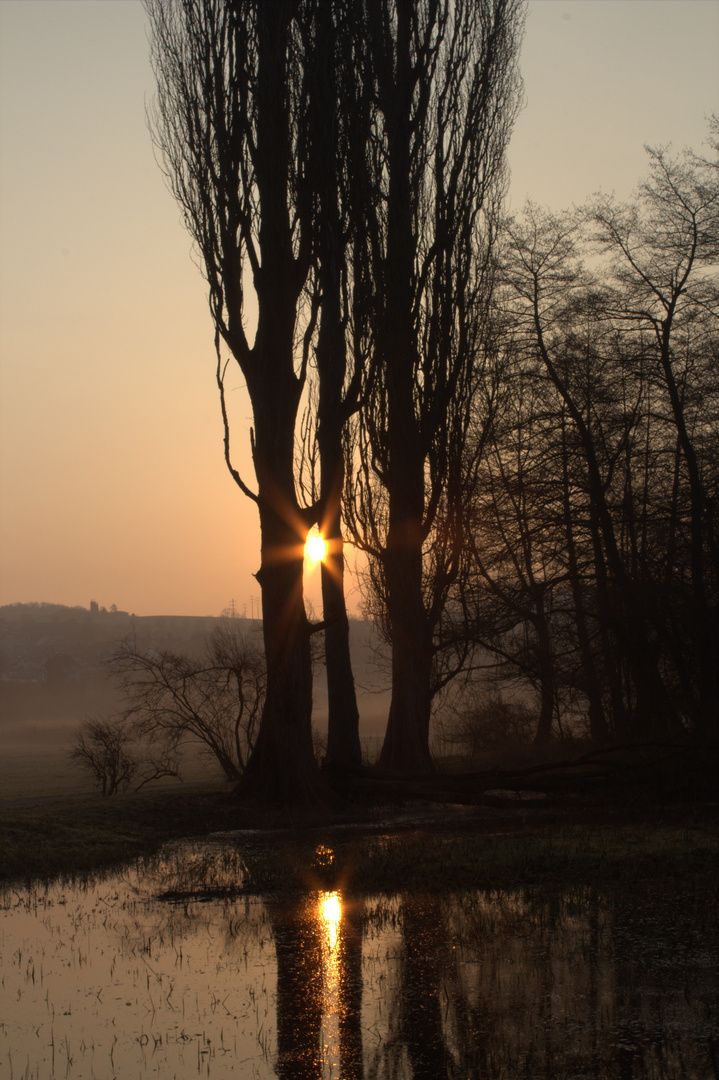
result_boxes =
[2,784,718,894]
[0,784,238,883]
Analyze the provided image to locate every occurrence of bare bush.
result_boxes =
[70,715,180,797]
[109,622,265,782]
[444,694,536,758]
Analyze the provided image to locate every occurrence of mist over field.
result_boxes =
[0,603,390,800]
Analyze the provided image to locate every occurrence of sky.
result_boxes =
[0,0,717,618]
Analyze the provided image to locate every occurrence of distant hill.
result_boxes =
[0,603,390,735]
[0,603,258,682]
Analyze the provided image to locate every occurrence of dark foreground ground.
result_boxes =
[1,775,718,898]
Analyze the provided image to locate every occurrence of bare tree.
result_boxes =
[110,622,265,782]
[500,203,682,736]
[465,364,568,745]
[590,141,719,735]
[146,0,338,803]
[467,130,718,743]
[302,1,369,771]
[344,0,524,770]
[70,715,180,796]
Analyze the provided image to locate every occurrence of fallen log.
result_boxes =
[331,741,719,808]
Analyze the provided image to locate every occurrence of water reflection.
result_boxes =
[320,891,342,1076]
[1,839,717,1079]
[270,885,364,1079]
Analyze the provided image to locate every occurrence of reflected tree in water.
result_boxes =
[264,886,364,1079]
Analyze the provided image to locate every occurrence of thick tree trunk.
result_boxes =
[319,426,361,770]
[235,286,325,804]
[238,502,322,806]
[322,534,362,769]
[315,292,362,771]
[235,5,329,807]
[375,2,433,773]
[311,0,362,771]
[237,280,321,805]
[378,334,433,770]
[380,525,434,771]
[380,623,434,770]
[317,374,361,771]
[315,232,361,771]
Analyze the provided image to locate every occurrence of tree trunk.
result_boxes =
[235,6,328,807]
[238,501,321,806]
[375,2,433,773]
[310,1,362,771]
[319,424,361,769]
[322,543,362,770]
[538,327,673,736]
[317,329,362,771]
[658,328,718,735]
[561,420,610,742]
[380,532,434,771]
[237,292,320,806]
[533,611,555,747]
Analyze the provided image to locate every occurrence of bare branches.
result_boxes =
[109,623,266,782]
[70,715,180,797]
[345,0,524,761]
[465,129,719,744]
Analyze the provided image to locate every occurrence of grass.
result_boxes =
[0,783,238,883]
[2,780,718,897]
[235,807,719,899]
[0,723,226,800]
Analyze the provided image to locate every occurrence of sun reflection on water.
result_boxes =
[319,889,342,1079]
[321,890,342,949]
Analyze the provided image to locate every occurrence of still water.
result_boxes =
[1,836,717,1079]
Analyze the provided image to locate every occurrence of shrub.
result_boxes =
[447,694,535,757]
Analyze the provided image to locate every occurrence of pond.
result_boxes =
[1,834,717,1079]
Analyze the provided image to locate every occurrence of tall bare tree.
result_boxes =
[344,0,524,770]
[304,1,368,770]
[470,132,718,742]
[590,141,719,733]
[147,0,327,803]
[501,205,678,735]
[466,366,567,745]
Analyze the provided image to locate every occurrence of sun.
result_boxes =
[304,531,327,564]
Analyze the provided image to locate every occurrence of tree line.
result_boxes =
[457,141,718,750]
[137,0,717,806]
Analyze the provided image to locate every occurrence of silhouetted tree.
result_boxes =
[70,715,180,796]
[344,0,524,770]
[110,622,265,781]
[461,130,718,743]
[146,0,350,803]
[303,1,369,771]
[500,204,680,735]
[590,141,719,734]
[465,365,566,744]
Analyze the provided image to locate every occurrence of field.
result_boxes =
[0,615,392,801]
